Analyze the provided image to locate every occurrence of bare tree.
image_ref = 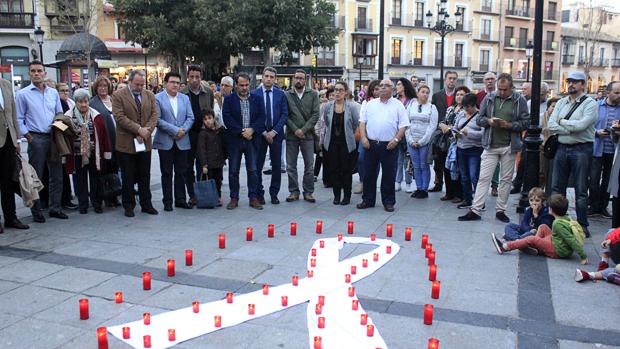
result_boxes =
[572,0,613,76]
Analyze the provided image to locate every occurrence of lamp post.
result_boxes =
[425,0,462,90]
[142,43,150,86]
[357,56,364,96]
[34,26,45,64]
[525,40,534,82]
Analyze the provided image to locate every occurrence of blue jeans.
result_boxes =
[228,139,259,200]
[457,146,483,203]
[396,146,412,184]
[504,223,535,241]
[407,144,430,191]
[256,137,282,198]
[362,141,398,207]
[552,143,592,227]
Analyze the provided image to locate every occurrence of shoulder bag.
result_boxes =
[543,95,588,159]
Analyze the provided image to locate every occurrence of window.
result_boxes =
[1,0,23,12]
[392,0,402,24]
[561,10,570,22]
[415,2,425,26]
[544,61,553,80]
[455,43,464,67]
[504,26,514,46]
[519,28,528,48]
[578,46,584,63]
[482,0,493,12]
[481,19,491,36]
[317,47,335,66]
[502,60,513,74]
[548,2,557,20]
[480,49,490,71]
[456,6,466,30]
[600,47,606,66]
[546,31,555,50]
[522,0,530,11]
[414,40,424,65]
[435,41,443,66]
[391,39,402,65]
[357,7,367,29]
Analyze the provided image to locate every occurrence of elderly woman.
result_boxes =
[321,81,360,205]
[66,89,112,214]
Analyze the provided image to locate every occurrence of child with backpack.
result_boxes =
[197,108,226,205]
[574,227,620,286]
[492,194,588,264]
[503,187,554,241]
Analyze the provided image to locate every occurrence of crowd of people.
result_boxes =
[0,60,619,285]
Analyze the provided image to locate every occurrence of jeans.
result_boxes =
[589,153,614,212]
[407,144,430,191]
[504,223,535,241]
[28,133,63,214]
[507,224,559,258]
[396,145,412,184]
[552,143,592,227]
[286,138,315,195]
[159,144,189,206]
[256,136,283,198]
[228,139,259,200]
[362,141,398,207]
[457,146,483,204]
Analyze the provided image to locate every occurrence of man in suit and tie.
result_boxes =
[252,67,288,205]
[430,70,458,194]
[112,69,159,217]
[154,72,195,211]
[0,78,29,233]
[222,72,266,210]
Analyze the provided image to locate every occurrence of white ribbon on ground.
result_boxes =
[108,237,400,349]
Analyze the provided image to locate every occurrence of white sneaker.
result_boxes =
[405,183,414,193]
[395,182,402,192]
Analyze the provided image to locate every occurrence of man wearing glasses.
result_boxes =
[547,71,598,237]
[357,79,409,212]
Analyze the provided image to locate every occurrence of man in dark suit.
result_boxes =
[252,67,288,205]
[430,70,458,193]
[222,72,266,210]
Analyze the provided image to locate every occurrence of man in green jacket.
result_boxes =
[284,69,320,203]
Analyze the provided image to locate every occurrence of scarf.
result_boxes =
[73,107,92,167]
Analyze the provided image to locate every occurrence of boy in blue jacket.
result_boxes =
[503,187,554,241]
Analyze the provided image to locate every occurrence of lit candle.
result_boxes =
[97,327,108,349]
[428,251,436,266]
[370,233,376,241]
[185,249,193,266]
[122,326,130,339]
[345,274,351,283]
[267,224,275,238]
[314,336,322,349]
[429,264,437,281]
[428,338,440,349]
[348,286,355,297]
[319,240,325,248]
[311,248,317,257]
[362,259,368,268]
[405,227,412,241]
[386,245,392,254]
[214,315,222,327]
[248,304,255,315]
[424,304,434,325]
[143,335,151,348]
[290,222,297,236]
[421,234,429,249]
[281,296,288,306]
[425,243,433,258]
[143,313,151,325]
[431,280,441,299]
[168,329,176,341]
[351,265,357,274]
[367,324,375,337]
[386,224,393,237]
[115,292,123,304]
[167,259,175,277]
[373,253,379,262]
[310,258,316,267]
[218,233,226,249]
[347,221,354,234]
[192,301,200,313]
[226,292,233,303]
[352,299,359,310]
[262,284,269,295]
[79,299,89,320]
[337,234,343,241]
[315,304,322,315]
[246,227,253,241]
[292,275,298,286]
[360,313,368,325]
[142,272,151,290]
[318,316,325,328]
[307,270,314,278]
[316,220,323,234]
[318,295,325,306]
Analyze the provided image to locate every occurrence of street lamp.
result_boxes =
[357,56,364,96]
[525,40,534,82]
[142,42,150,86]
[34,26,45,64]
[425,0,462,90]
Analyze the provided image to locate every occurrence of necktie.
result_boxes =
[265,90,273,131]
[134,93,142,114]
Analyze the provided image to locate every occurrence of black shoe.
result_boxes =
[50,211,68,219]
[384,205,395,212]
[141,207,159,215]
[440,195,453,201]
[94,207,103,214]
[32,212,46,223]
[495,211,510,223]
[175,202,193,209]
[416,191,428,199]
[333,197,341,205]
[340,196,351,205]
[263,169,273,175]
[356,202,373,209]
[188,197,197,207]
[510,187,521,194]
[458,210,481,221]
[4,219,29,230]
[280,169,286,174]
[428,185,442,192]
[581,224,591,238]
[62,201,78,210]
[79,208,88,214]
[124,209,135,217]
[164,204,173,212]
[258,197,266,205]
[457,201,472,209]
[271,196,280,205]
[491,233,506,254]
[411,190,420,198]
[601,208,612,219]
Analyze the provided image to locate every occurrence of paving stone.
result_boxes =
[10,236,79,252]
[559,340,620,349]
[0,260,65,283]
[32,267,117,293]
[52,240,126,258]
[0,280,22,295]
[0,255,22,268]
[0,312,25,331]
[0,284,74,317]
[83,275,172,305]
[0,318,81,349]
[193,258,271,282]
[140,284,227,310]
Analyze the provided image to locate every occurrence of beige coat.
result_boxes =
[112,87,158,153]
[0,78,19,148]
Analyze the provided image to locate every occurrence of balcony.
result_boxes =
[504,37,517,48]
[518,37,529,49]
[593,58,610,67]
[392,54,470,68]
[543,71,559,81]
[355,18,374,32]
[355,56,376,69]
[612,59,620,67]
[543,40,558,51]
[505,7,532,18]
[0,12,35,28]
[545,10,560,21]
[577,57,587,65]
[479,63,490,72]
[329,15,346,30]
[562,55,575,65]
[473,29,498,42]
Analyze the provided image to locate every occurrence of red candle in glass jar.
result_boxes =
[347,221,354,234]
[370,233,376,241]
[348,286,355,297]
[386,224,393,237]
[318,295,325,306]
[168,329,176,341]
[226,292,233,303]
[143,313,151,325]
[292,275,298,286]
[167,259,175,277]
[115,292,123,304]
[345,274,351,283]
[319,240,325,248]
[425,244,433,258]
[351,265,357,274]
[360,313,368,325]
[362,259,368,268]
[248,304,255,315]
[122,326,130,339]
[246,227,253,241]
[214,315,222,327]
[352,299,359,310]
[97,327,108,349]
[421,234,429,249]
[424,304,434,325]
[79,299,89,320]
[405,227,412,241]
[318,316,325,328]
[143,272,151,290]
[311,248,317,257]
[218,233,226,249]
[428,251,436,266]
[386,245,392,254]
[315,303,322,315]
[314,336,322,349]
[428,338,440,349]
[367,324,375,337]
[307,270,314,278]
[310,258,316,267]
[337,234,343,241]
[262,284,269,295]
[290,222,297,236]
[373,253,379,262]
[143,335,151,348]
[281,296,288,306]
[192,301,200,313]
[185,249,193,266]
[267,224,275,238]
[429,264,437,281]
[431,281,441,299]
[316,220,323,234]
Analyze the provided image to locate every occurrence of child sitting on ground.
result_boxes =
[492,194,588,265]
[503,187,554,241]
[197,108,226,205]
[574,227,620,285]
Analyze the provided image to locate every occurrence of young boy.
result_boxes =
[492,194,588,264]
[574,228,620,285]
[197,108,226,204]
[503,187,554,241]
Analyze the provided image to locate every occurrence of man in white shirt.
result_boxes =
[357,79,410,212]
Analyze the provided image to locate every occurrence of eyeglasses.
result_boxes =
[58,89,70,92]
[566,79,582,84]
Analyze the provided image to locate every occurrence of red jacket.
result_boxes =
[607,227,620,244]
[64,107,112,173]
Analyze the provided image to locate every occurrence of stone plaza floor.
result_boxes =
[0,150,619,349]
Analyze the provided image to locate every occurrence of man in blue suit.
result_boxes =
[153,72,195,211]
[223,72,266,210]
[252,67,288,205]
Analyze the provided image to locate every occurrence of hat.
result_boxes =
[567,71,587,82]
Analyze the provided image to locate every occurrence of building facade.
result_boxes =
[0,0,38,87]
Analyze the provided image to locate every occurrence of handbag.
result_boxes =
[543,95,588,159]
[99,173,121,200]
[194,175,219,209]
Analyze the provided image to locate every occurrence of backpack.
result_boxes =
[568,220,586,246]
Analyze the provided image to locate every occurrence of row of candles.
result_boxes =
[421,234,441,349]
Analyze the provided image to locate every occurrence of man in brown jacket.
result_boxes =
[113,70,159,217]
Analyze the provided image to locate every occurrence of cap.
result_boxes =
[567,71,587,82]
